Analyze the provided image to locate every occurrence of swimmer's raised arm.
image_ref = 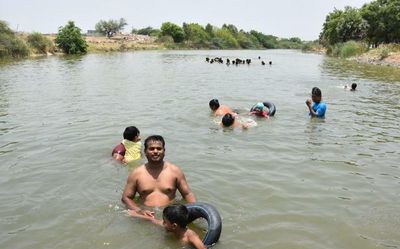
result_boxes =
[306,99,318,117]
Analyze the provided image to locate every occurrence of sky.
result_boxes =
[1,0,372,41]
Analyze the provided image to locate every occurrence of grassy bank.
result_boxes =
[325,41,400,67]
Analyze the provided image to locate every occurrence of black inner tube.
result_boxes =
[185,202,222,247]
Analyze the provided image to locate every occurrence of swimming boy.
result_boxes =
[127,204,206,249]
[112,126,142,163]
[220,113,256,129]
[249,102,269,118]
[209,99,233,116]
[305,87,327,118]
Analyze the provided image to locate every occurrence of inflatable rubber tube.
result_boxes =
[185,202,222,247]
[251,101,276,116]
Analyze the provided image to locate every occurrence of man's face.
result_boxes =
[312,94,321,103]
[145,140,165,163]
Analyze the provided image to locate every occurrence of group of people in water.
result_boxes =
[206,56,272,66]
[110,84,360,248]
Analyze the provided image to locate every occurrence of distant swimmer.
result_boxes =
[305,87,327,118]
[269,61,272,65]
[345,83,357,91]
[209,99,233,116]
[112,126,142,163]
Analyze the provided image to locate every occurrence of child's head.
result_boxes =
[351,83,357,91]
[162,204,189,232]
[209,99,220,111]
[311,87,322,103]
[221,113,235,127]
[123,126,140,142]
[254,102,265,116]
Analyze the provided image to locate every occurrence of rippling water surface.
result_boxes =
[1,50,399,249]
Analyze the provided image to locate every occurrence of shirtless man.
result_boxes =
[209,99,233,116]
[121,135,196,217]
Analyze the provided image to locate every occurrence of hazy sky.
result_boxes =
[1,0,372,40]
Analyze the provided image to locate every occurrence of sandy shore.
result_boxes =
[84,34,163,52]
[352,53,400,67]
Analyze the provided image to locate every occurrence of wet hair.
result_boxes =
[123,126,140,141]
[144,135,165,150]
[351,83,357,90]
[311,87,322,97]
[222,113,235,127]
[209,99,220,111]
[163,204,189,228]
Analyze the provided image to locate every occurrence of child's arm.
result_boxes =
[188,230,207,249]
[126,210,163,226]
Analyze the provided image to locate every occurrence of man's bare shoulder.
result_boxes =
[164,161,182,172]
[129,164,146,177]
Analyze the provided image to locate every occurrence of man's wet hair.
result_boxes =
[311,87,322,97]
[163,204,189,228]
[144,135,165,150]
[351,83,357,90]
[222,113,235,127]
[209,99,220,111]
[123,126,140,141]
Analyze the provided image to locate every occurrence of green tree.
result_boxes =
[250,30,278,48]
[236,31,261,49]
[222,24,239,37]
[95,18,127,38]
[213,28,239,49]
[361,0,400,46]
[55,21,87,54]
[182,23,210,47]
[133,26,160,36]
[319,8,344,45]
[205,23,214,37]
[320,6,369,46]
[160,22,185,43]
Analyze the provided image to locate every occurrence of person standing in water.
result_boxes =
[121,135,196,217]
[306,87,327,118]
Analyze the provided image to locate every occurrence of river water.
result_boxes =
[0,50,399,249]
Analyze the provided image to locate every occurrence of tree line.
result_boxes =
[320,0,400,47]
[131,22,304,50]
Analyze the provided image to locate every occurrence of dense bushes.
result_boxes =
[327,41,368,58]
[0,20,30,58]
[27,32,54,54]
